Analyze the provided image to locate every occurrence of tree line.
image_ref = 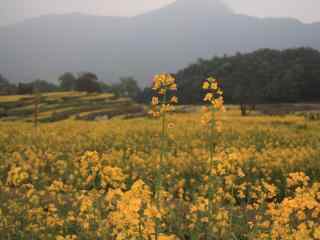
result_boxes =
[1,47,320,115]
[0,72,141,100]
[137,47,320,115]
[176,47,320,114]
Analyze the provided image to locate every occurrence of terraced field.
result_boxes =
[0,92,145,122]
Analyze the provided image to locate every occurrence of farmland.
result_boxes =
[0,88,320,239]
[0,92,145,123]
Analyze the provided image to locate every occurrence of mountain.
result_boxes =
[0,0,319,85]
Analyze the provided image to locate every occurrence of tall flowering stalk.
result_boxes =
[201,76,225,238]
[149,73,178,240]
[33,88,41,129]
[33,88,42,142]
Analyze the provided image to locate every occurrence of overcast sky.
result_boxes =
[1,0,320,26]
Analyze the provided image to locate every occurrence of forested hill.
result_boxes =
[174,48,320,105]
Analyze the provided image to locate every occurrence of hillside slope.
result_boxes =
[0,92,145,122]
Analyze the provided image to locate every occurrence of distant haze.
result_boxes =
[1,0,320,27]
[0,0,319,85]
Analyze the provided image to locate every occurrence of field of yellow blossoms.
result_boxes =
[1,76,320,239]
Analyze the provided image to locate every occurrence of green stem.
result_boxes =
[138,209,144,240]
[155,93,167,240]
[207,107,216,239]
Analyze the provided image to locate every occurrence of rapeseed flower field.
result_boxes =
[0,75,320,239]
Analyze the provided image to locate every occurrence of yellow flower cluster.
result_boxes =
[107,180,159,239]
[188,196,230,238]
[149,73,178,118]
[79,151,126,189]
[202,76,224,109]
[201,76,225,130]
[152,73,177,94]
[267,181,320,240]
[0,101,319,239]
[56,235,77,240]
[6,164,29,186]
[287,172,310,188]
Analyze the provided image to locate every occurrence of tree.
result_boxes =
[0,74,9,86]
[136,87,153,103]
[173,47,320,115]
[75,72,101,93]
[17,80,58,95]
[110,77,141,100]
[18,83,34,95]
[32,79,59,93]
[0,74,17,95]
[119,77,141,99]
[99,81,112,93]
[58,72,77,91]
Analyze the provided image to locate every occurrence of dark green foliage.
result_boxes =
[99,82,112,93]
[74,72,101,93]
[110,77,141,100]
[173,48,320,114]
[59,72,113,93]
[136,87,153,103]
[58,72,77,91]
[17,83,34,95]
[17,80,59,95]
[0,74,17,95]
[32,79,59,93]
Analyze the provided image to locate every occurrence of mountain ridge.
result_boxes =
[0,0,319,85]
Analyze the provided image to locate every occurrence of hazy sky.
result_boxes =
[1,0,320,26]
